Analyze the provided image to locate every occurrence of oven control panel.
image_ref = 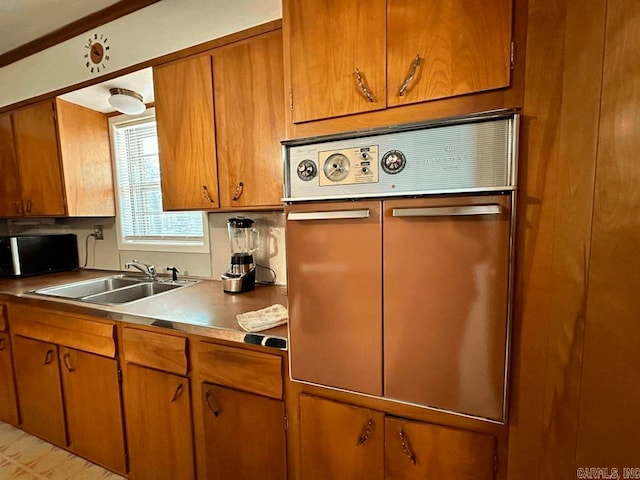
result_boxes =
[316,145,379,186]
[284,111,518,201]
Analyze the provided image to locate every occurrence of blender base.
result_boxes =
[221,267,256,293]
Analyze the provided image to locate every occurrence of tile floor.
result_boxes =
[0,422,125,479]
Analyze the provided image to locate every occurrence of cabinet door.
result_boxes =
[0,113,23,217]
[124,363,194,479]
[59,347,126,475]
[286,201,383,396]
[383,195,511,421]
[299,394,384,480]
[0,332,19,426]
[385,417,495,480]
[12,335,66,446]
[213,30,285,208]
[387,0,513,107]
[12,100,66,216]
[287,0,387,122]
[201,383,286,480]
[154,55,219,210]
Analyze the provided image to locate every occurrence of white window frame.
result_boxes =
[109,109,210,254]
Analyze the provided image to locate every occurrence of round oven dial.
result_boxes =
[381,150,406,174]
[323,153,350,182]
[296,159,317,181]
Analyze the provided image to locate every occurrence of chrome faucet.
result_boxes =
[125,260,157,280]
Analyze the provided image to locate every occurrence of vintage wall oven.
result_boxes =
[283,110,518,422]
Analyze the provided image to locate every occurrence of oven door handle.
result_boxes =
[287,209,371,221]
[392,204,502,217]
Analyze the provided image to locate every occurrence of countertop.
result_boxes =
[0,269,288,349]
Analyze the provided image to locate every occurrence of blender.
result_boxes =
[221,216,260,293]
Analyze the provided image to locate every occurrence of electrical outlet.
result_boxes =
[93,225,104,240]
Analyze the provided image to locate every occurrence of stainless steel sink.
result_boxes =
[29,275,198,305]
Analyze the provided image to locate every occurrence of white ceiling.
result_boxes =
[0,0,155,113]
[59,67,155,113]
[0,0,121,56]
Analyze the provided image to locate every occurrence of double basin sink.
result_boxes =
[29,275,199,305]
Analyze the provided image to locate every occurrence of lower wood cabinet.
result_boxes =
[299,394,497,480]
[0,332,20,426]
[60,346,126,474]
[201,383,287,480]
[123,363,195,480]
[12,335,66,446]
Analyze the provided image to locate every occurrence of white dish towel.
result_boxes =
[236,304,288,332]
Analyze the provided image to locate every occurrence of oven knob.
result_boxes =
[362,166,369,174]
[296,159,317,181]
[361,152,370,160]
[381,150,406,174]
[323,153,350,182]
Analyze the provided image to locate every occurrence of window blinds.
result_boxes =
[113,118,204,243]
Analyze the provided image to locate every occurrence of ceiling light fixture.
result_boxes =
[108,88,146,115]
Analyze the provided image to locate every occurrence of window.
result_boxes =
[110,111,208,252]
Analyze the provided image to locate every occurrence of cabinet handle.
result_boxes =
[392,204,502,218]
[354,68,376,102]
[231,182,244,201]
[0,338,5,351]
[170,383,184,403]
[201,185,215,204]
[44,349,54,365]
[398,429,417,465]
[62,352,75,372]
[357,418,375,445]
[287,209,370,221]
[204,390,221,417]
[398,54,421,97]
[25,200,32,213]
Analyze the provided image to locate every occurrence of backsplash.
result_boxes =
[0,210,287,285]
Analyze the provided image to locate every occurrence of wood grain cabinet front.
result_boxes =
[0,99,115,218]
[298,394,497,480]
[201,383,287,480]
[123,363,195,480]
[153,28,285,211]
[285,0,518,135]
[0,331,19,426]
[9,305,126,474]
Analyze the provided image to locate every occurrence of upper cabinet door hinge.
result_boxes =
[289,89,294,112]
[283,412,288,431]
[510,40,516,70]
[117,366,123,383]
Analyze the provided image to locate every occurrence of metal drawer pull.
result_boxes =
[392,204,502,217]
[399,429,417,465]
[355,68,376,102]
[398,54,421,96]
[205,390,221,417]
[170,383,184,403]
[357,418,375,445]
[44,349,54,365]
[62,352,75,372]
[201,185,215,204]
[232,182,244,201]
[288,209,371,221]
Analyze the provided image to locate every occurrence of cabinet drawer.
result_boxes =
[0,304,6,331]
[196,342,282,399]
[9,304,115,358]
[122,327,188,376]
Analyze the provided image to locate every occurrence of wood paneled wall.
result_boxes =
[509,0,639,477]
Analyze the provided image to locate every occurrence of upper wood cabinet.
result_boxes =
[213,30,285,208]
[0,99,115,217]
[154,54,220,211]
[153,28,285,211]
[286,0,514,124]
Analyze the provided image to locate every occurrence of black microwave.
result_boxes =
[0,234,79,277]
